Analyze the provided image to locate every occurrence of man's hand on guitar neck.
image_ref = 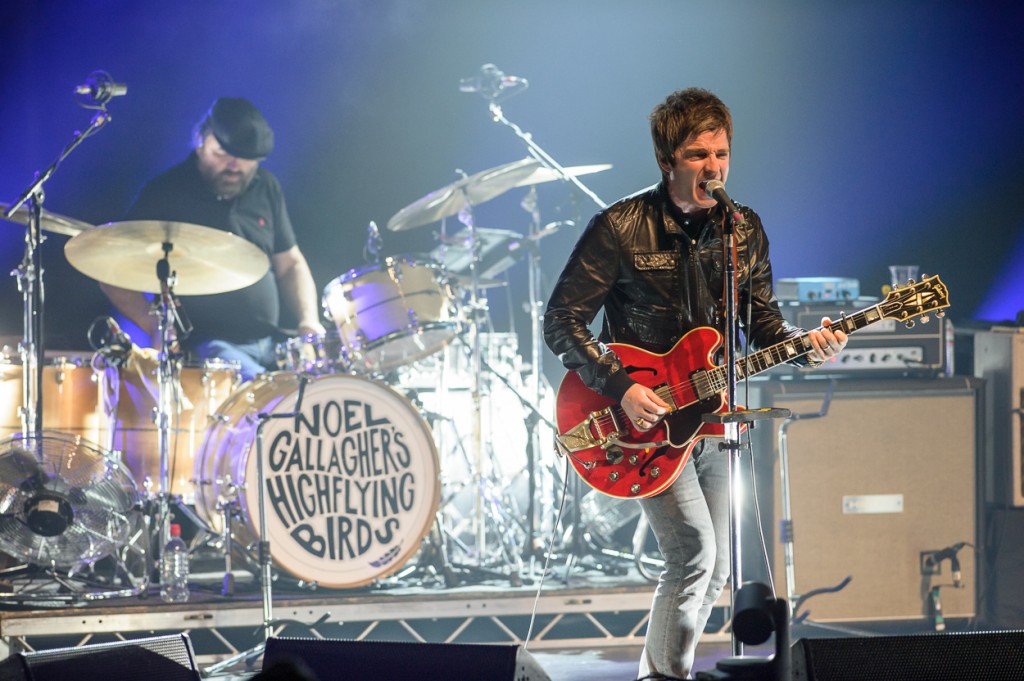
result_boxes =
[622,383,670,432]
[806,316,849,365]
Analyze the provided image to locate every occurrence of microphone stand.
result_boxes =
[205,377,312,675]
[699,209,789,657]
[469,76,607,572]
[3,109,112,442]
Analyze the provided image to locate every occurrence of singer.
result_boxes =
[544,88,847,679]
[99,97,325,380]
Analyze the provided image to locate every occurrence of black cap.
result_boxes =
[204,97,274,160]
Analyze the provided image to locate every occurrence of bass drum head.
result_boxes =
[194,372,440,588]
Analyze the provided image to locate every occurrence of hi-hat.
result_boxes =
[65,220,270,295]
[1,202,94,237]
[387,158,611,231]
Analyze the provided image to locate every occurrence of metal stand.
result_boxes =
[204,377,312,675]
[776,381,869,637]
[3,106,112,440]
[468,67,607,571]
[152,243,191,549]
[701,209,793,657]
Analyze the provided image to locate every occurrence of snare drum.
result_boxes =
[193,372,440,588]
[0,354,107,443]
[322,256,462,374]
[110,359,239,498]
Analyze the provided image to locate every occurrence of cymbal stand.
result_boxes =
[518,186,563,560]
[153,242,190,548]
[474,84,608,572]
[454,197,491,571]
[3,105,112,441]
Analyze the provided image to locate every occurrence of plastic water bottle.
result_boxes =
[160,523,190,603]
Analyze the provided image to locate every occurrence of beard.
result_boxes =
[199,163,257,200]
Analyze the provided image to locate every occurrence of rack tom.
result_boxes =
[322,256,462,374]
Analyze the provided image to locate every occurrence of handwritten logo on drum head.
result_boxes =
[262,395,421,569]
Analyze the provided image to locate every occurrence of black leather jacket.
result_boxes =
[544,181,810,402]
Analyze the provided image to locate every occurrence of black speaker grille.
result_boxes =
[264,636,550,681]
[0,633,199,681]
[793,631,1024,681]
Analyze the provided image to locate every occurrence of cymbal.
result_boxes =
[64,220,270,295]
[511,163,612,189]
[1,202,94,237]
[386,158,611,232]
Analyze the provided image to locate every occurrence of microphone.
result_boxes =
[458,63,528,101]
[74,71,127,103]
[930,542,967,587]
[365,220,382,263]
[89,316,133,367]
[700,179,746,226]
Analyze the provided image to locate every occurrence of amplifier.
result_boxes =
[777,276,860,303]
[775,299,949,377]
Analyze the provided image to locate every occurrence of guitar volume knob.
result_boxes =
[628,454,639,466]
[649,466,660,478]
[608,471,621,482]
[630,483,641,495]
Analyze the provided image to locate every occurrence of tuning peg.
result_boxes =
[920,315,931,324]
[936,310,945,318]
[905,319,916,329]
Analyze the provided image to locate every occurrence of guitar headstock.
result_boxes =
[880,274,950,323]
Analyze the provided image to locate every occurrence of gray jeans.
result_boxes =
[637,446,731,679]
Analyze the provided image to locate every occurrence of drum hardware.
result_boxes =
[2,80,113,440]
[65,219,270,588]
[0,80,151,603]
[460,64,620,578]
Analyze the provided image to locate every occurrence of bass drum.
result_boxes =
[193,372,440,588]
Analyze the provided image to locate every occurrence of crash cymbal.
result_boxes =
[64,220,270,295]
[1,202,94,237]
[511,163,612,189]
[386,158,612,232]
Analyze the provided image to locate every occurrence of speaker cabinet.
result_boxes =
[0,633,199,681]
[973,328,1024,506]
[758,378,981,622]
[791,630,1024,681]
[263,636,551,681]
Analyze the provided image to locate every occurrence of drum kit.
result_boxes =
[0,148,616,604]
[0,67,630,615]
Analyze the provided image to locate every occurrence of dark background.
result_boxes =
[2,0,1022,386]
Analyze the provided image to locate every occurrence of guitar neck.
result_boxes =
[724,303,886,382]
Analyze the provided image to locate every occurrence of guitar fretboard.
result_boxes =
[696,305,885,398]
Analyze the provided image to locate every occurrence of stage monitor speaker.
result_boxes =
[263,636,551,681]
[791,630,1024,681]
[761,378,981,622]
[0,633,199,681]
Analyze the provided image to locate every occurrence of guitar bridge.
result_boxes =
[557,408,623,453]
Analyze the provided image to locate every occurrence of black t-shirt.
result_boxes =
[124,154,297,345]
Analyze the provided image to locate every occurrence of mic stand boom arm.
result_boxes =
[487,102,607,211]
[3,109,111,441]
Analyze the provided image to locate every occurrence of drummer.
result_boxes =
[100,97,325,380]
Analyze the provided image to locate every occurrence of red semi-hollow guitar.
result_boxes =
[554,275,950,499]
